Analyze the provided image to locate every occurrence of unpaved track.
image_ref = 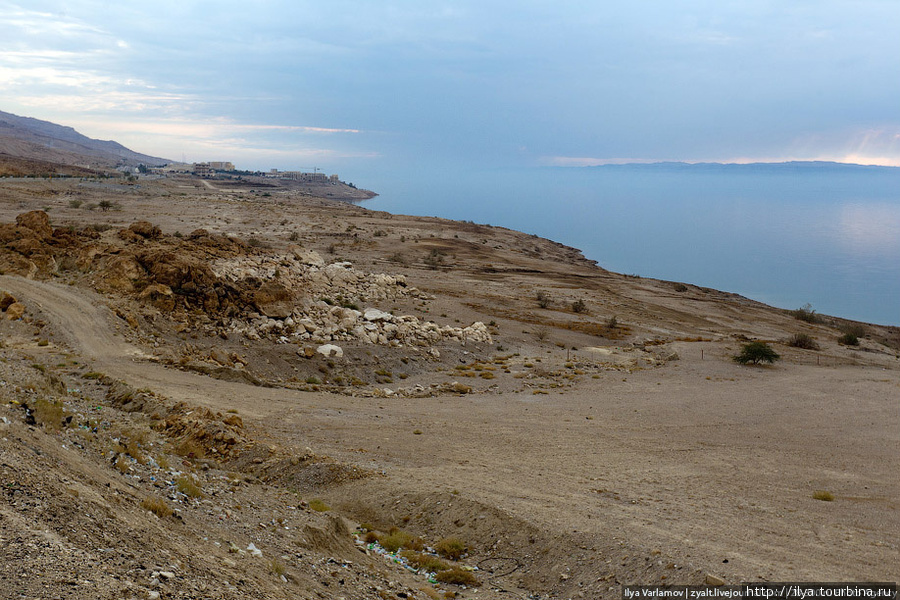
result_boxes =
[3,275,898,584]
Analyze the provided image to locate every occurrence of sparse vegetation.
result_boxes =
[572,298,587,313]
[424,248,445,269]
[400,550,451,572]
[434,537,467,561]
[791,303,823,324]
[536,290,551,309]
[813,490,835,501]
[378,529,424,553]
[787,333,820,350]
[733,341,780,365]
[434,567,479,586]
[308,499,330,512]
[175,476,204,498]
[838,333,859,346]
[33,398,66,430]
[141,496,173,518]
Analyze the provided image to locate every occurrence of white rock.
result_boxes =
[363,308,393,322]
[292,248,325,267]
[316,344,344,358]
[247,543,263,557]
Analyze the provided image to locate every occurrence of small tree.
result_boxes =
[733,341,780,365]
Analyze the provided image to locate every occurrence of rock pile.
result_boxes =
[211,252,493,348]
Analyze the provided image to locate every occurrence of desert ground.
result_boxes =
[0,174,897,600]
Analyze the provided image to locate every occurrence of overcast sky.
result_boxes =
[2,0,899,174]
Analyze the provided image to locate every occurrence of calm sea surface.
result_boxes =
[363,163,900,326]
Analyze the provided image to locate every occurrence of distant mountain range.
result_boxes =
[0,109,169,175]
[578,160,898,172]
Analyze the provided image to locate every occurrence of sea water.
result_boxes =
[364,163,900,326]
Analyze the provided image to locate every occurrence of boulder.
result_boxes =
[139,283,175,312]
[252,281,294,319]
[5,302,25,320]
[316,344,344,358]
[290,247,325,268]
[127,221,162,239]
[363,308,393,322]
[0,292,17,311]
[15,211,52,239]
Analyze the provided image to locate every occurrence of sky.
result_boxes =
[2,0,900,177]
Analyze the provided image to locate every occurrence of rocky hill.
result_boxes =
[0,109,169,173]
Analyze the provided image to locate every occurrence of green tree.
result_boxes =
[733,341,780,365]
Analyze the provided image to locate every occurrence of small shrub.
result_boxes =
[33,399,66,430]
[790,303,822,324]
[733,341,780,365]
[363,530,379,543]
[378,529,423,553]
[840,323,867,338]
[787,333,819,350]
[435,567,479,586]
[98,199,114,211]
[673,282,689,292]
[434,537,467,561]
[305,376,321,384]
[536,291,551,309]
[175,476,204,498]
[837,333,859,346]
[289,231,300,241]
[269,558,286,576]
[424,248,445,269]
[388,252,408,265]
[141,496,173,518]
[68,199,82,208]
[572,299,587,313]
[812,490,835,501]
[309,499,330,512]
[606,315,618,330]
[400,551,450,572]
[173,438,205,459]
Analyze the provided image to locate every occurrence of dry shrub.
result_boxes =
[813,490,835,502]
[33,398,66,430]
[114,455,131,474]
[269,558,286,576]
[434,567,479,586]
[434,537,467,561]
[787,333,820,350]
[141,496,173,518]
[173,438,205,459]
[400,551,451,572]
[175,476,204,498]
[309,499,330,512]
[378,529,424,553]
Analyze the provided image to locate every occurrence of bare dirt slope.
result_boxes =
[1,176,898,600]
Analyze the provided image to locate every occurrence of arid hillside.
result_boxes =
[1,175,897,600]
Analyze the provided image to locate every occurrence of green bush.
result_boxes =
[733,341,780,365]
[837,333,859,346]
